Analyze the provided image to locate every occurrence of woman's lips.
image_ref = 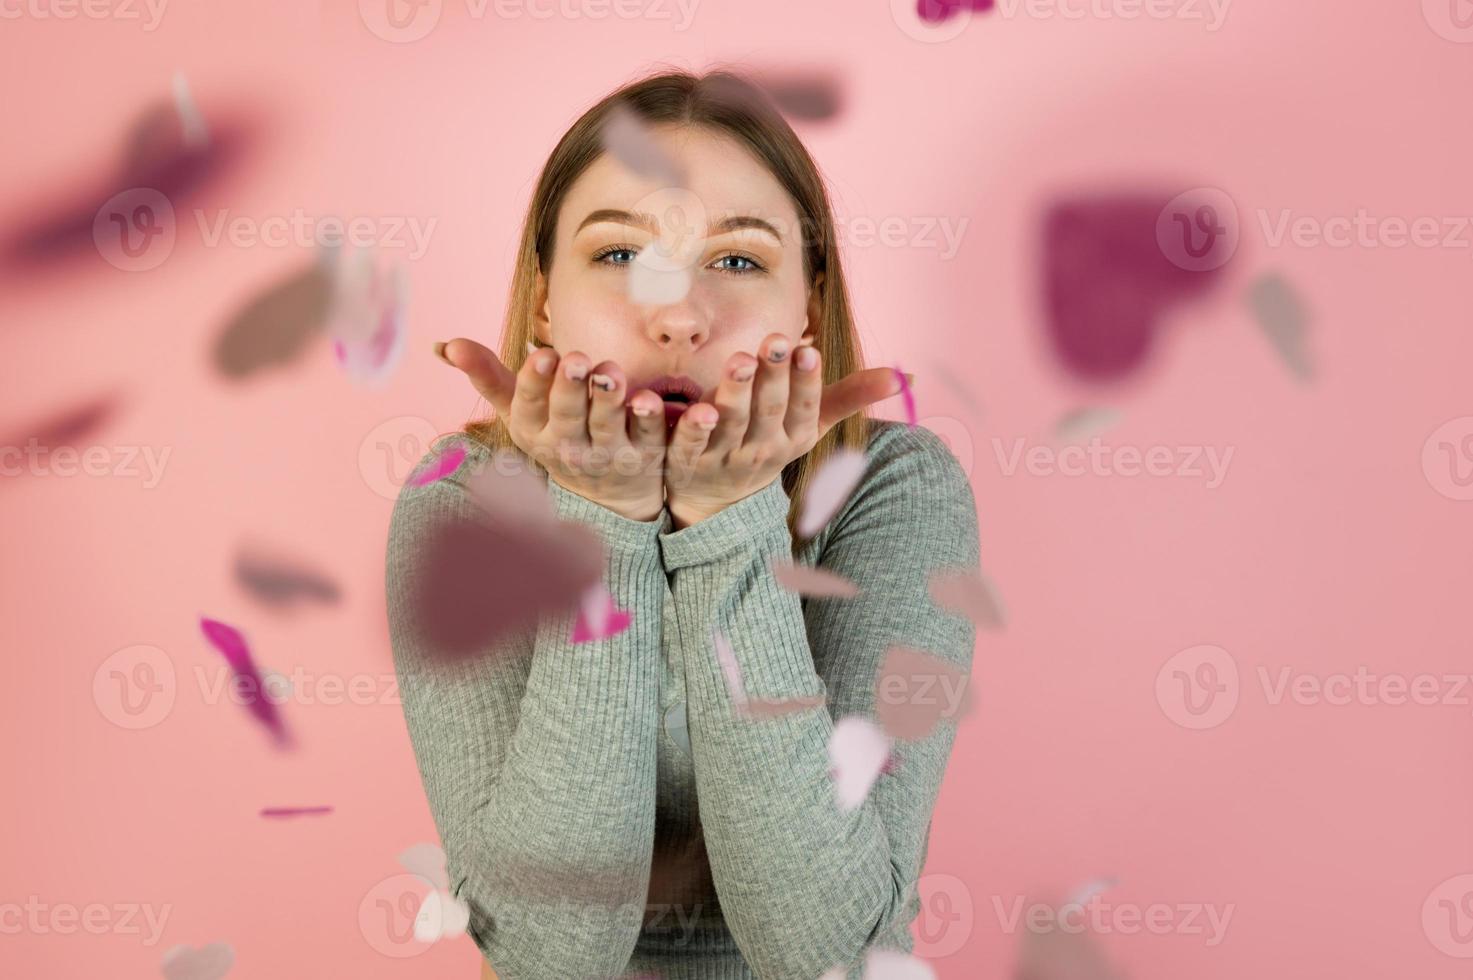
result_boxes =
[663,400,690,426]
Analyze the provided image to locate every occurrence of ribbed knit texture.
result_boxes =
[385,419,981,980]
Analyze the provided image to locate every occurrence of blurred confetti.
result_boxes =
[1053,406,1123,444]
[258,806,333,818]
[212,258,334,380]
[406,441,468,488]
[397,842,451,891]
[1042,193,1227,382]
[571,583,633,643]
[798,448,869,538]
[828,716,893,812]
[875,645,973,740]
[894,365,918,427]
[327,244,408,387]
[928,567,1007,630]
[159,941,235,980]
[864,948,938,979]
[769,559,861,598]
[601,100,685,186]
[233,542,341,610]
[0,393,122,470]
[407,509,604,663]
[1245,271,1314,381]
[754,70,844,122]
[413,889,471,943]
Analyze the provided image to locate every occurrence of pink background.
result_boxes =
[2,1,1471,977]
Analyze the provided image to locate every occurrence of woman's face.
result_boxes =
[533,122,821,419]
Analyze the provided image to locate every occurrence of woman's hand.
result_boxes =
[435,338,668,522]
[663,333,910,530]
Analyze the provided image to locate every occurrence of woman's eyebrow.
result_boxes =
[575,208,784,244]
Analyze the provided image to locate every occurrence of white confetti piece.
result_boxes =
[600,101,684,186]
[1053,406,1122,444]
[397,842,450,892]
[413,888,471,943]
[798,449,869,538]
[864,947,937,978]
[828,716,892,812]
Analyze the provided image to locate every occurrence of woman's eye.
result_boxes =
[592,246,765,276]
[713,253,763,275]
[593,246,637,267]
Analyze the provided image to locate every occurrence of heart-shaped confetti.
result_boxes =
[827,716,892,812]
[571,583,633,643]
[413,888,470,943]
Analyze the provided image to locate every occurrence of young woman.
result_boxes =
[386,68,980,980]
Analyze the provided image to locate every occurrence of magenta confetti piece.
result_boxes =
[198,616,289,746]
[1041,193,1227,382]
[571,584,633,643]
[918,0,995,23]
[893,365,918,428]
[798,448,868,538]
[769,559,860,598]
[406,441,468,487]
[259,806,333,818]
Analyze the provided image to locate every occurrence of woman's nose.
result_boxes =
[645,306,709,352]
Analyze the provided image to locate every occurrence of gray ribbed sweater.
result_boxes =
[384,418,980,980]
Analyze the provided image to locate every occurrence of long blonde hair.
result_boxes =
[464,66,877,551]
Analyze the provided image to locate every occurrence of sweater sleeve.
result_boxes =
[657,423,981,978]
[385,440,671,980]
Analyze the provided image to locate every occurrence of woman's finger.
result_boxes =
[546,350,594,445]
[436,338,518,418]
[626,388,667,454]
[586,361,631,450]
[666,402,717,494]
[744,333,793,447]
[816,368,911,438]
[706,352,757,457]
[507,345,560,437]
[784,343,823,442]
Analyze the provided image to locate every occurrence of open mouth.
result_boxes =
[660,392,692,405]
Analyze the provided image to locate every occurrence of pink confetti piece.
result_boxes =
[413,889,470,942]
[893,364,918,428]
[1052,406,1122,444]
[739,694,828,720]
[1245,271,1314,381]
[755,70,844,122]
[198,616,290,746]
[864,948,937,979]
[798,448,869,538]
[233,542,341,608]
[160,942,235,980]
[406,441,468,487]
[769,559,860,598]
[571,583,633,643]
[827,716,892,812]
[600,101,685,186]
[259,806,333,818]
[461,450,558,528]
[874,645,973,740]
[629,257,694,306]
[928,567,1007,630]
[397,842,451,892]
[326,245,408,387]
[712,629,749,707]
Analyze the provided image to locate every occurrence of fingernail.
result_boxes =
[432,341,451,365]
[696,416,717,430]
[565,361,587,381]
[632,402,655,417]
[533,353,554,376]
[796,347,818,371]
[732,364,756,382]
[590,372,615,392]
[768,344,789,363]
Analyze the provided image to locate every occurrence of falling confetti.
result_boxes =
[213,260,334,380]
[259,806,333,818]
[1066,876,1118,907]
[769,559,860,598]
[928,567,1006,630]
[408,509,604,663]
[171,70,209,150]
[413,888,471,943]
[713,629,749,707]
[865,948,938,979]
[798,448,869,538]
[406,441,468,487]
[571,583,633,643]
[918,0,996,22]
[233,544,341,609]
[629,256,694,306]
[398,842,451,892]
[1053,406,1123,444]
[827,716,892,812]
[198,616,290,746]
[875,645,973,740]
[756,70,844,122]
[711,628,824,719]
[326,245,408,387]
[600,100,685,186]
[925,357,985,417]
[160,941,235,980]
[461,448,560,528]
[1042,193,1226,382]
[1245,271,1313,381]
[893,365,918,428]
[0,393,122,467]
